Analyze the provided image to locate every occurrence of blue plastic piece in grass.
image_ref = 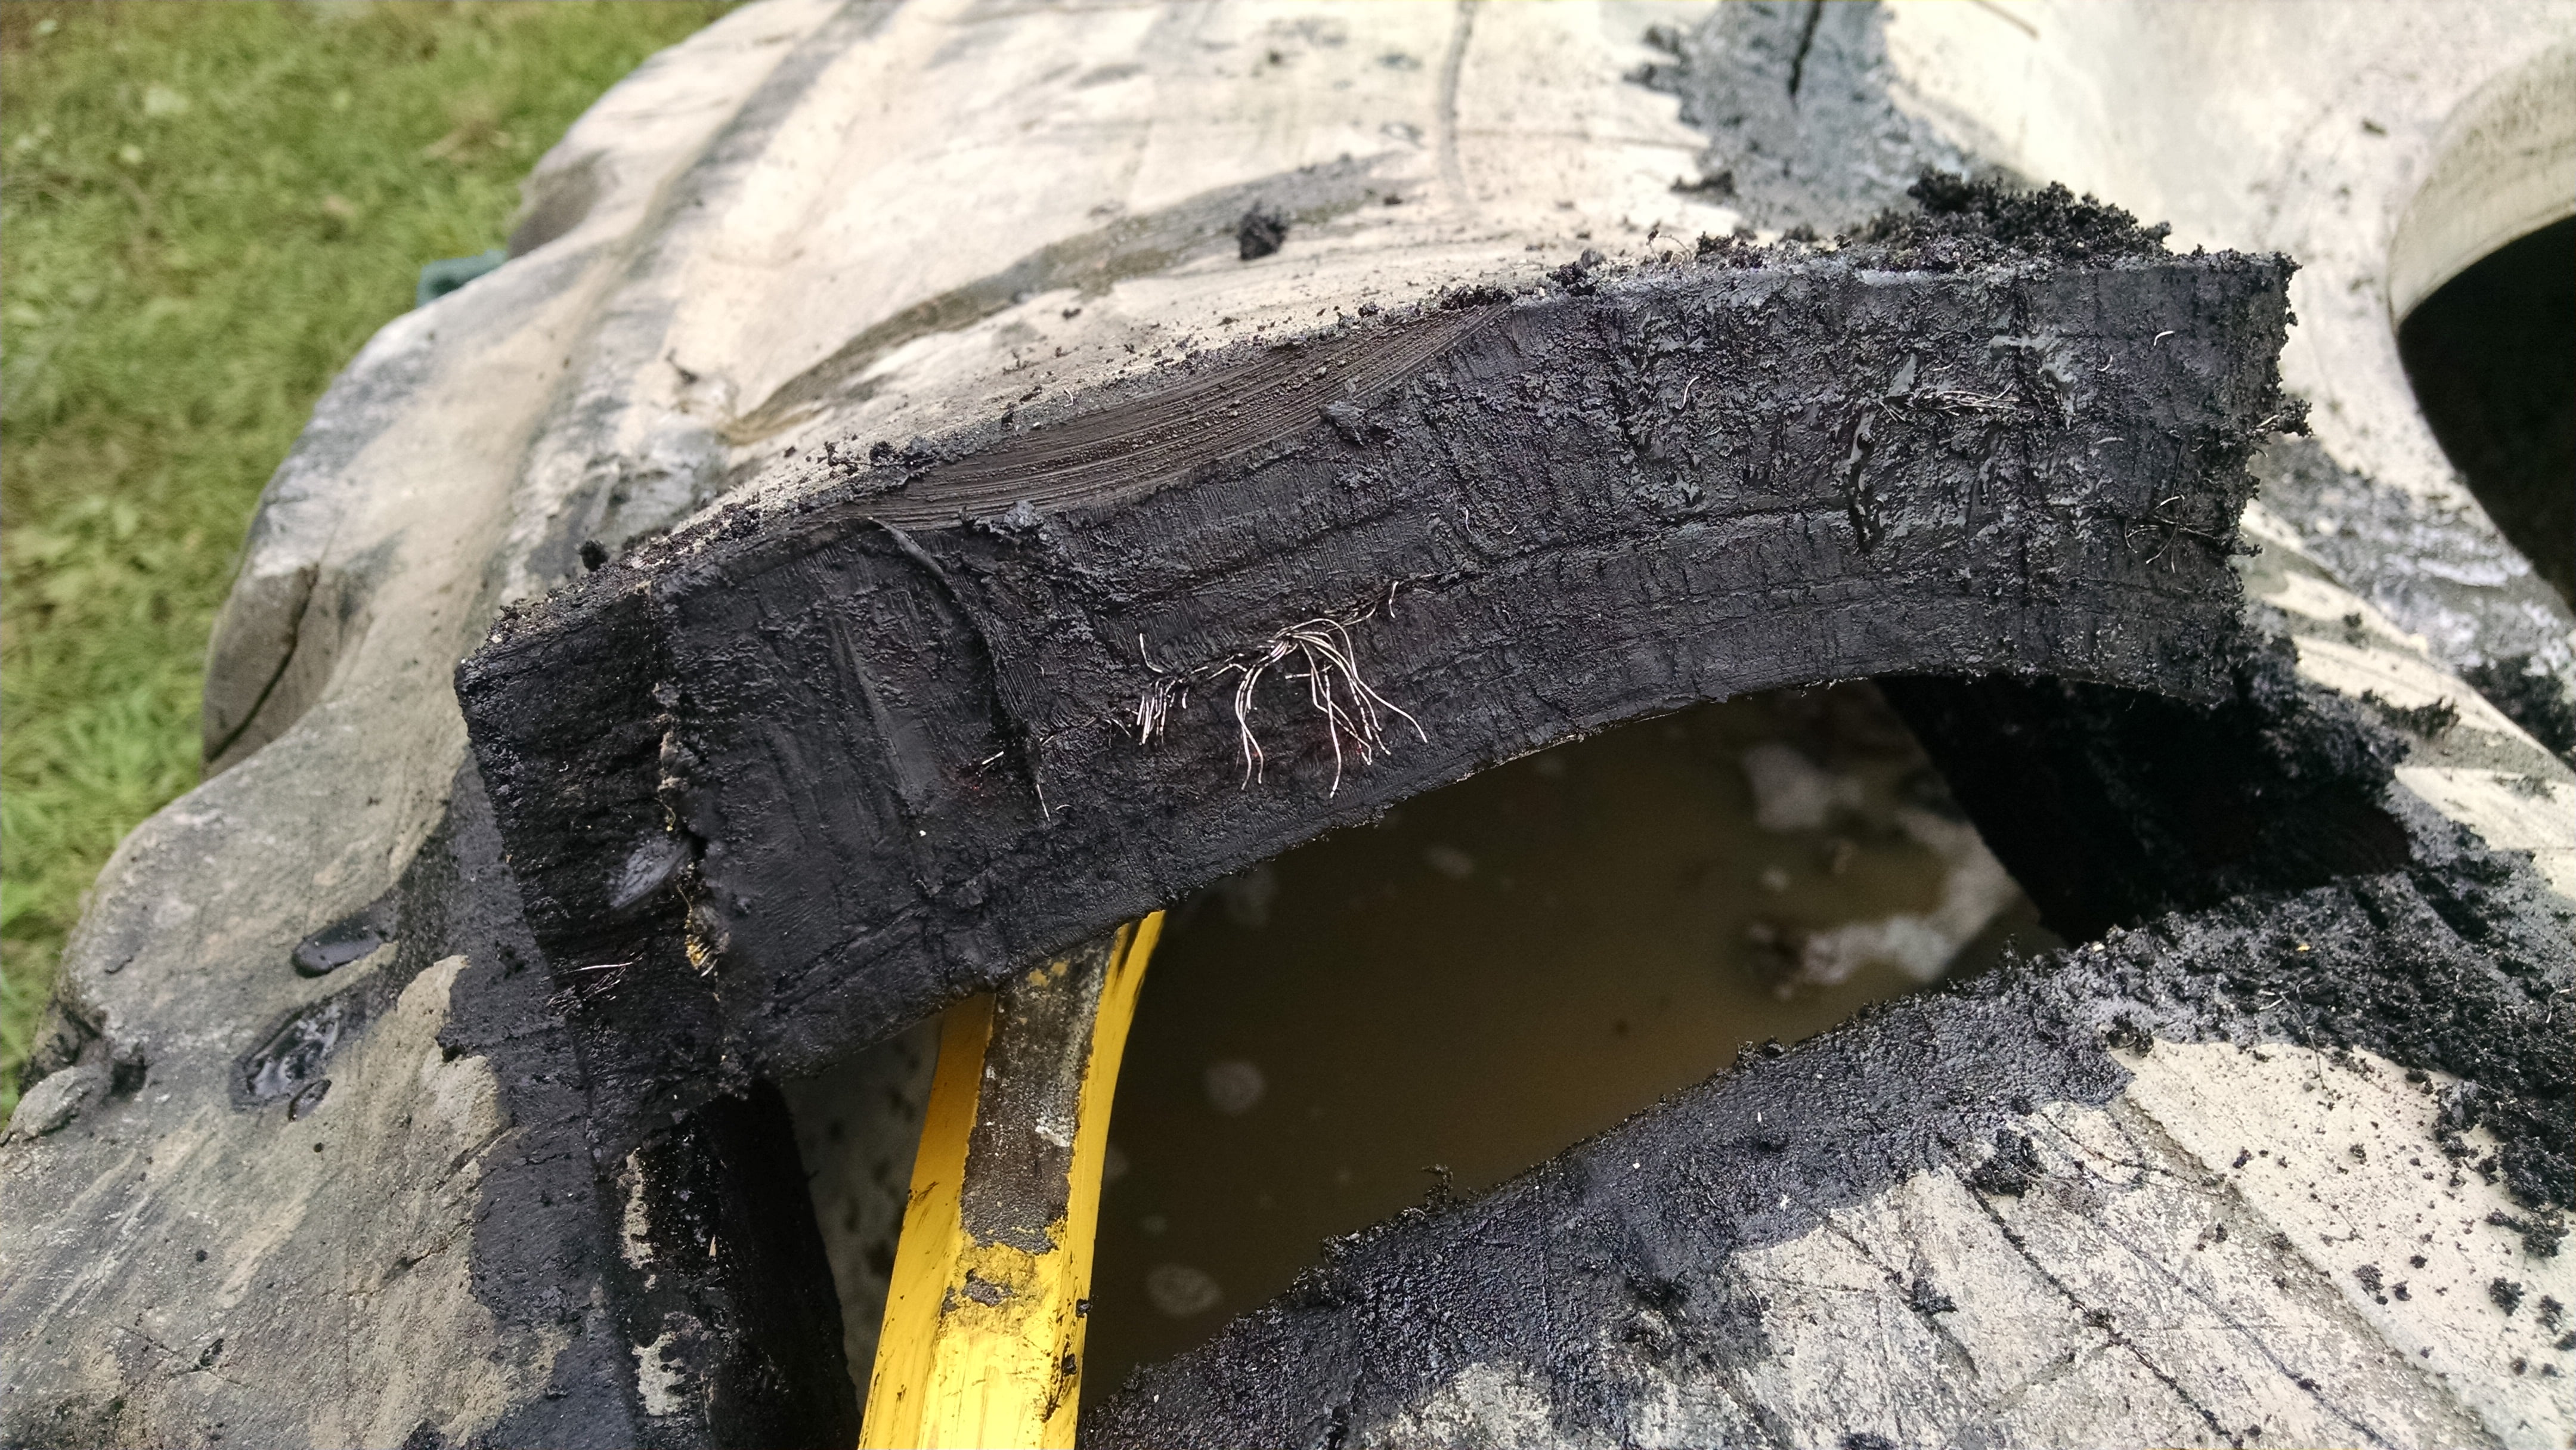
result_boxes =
[414,249,507,308]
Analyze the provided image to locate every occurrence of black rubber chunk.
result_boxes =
[458,242,2293,1143]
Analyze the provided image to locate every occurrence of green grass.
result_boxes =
[1,1,732,1116]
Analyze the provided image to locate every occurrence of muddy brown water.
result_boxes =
[1083,682,2059,1389]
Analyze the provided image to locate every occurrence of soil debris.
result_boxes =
[1967,1129,2043,1197]
[1847,171,2173,269]
[1236,205,1288,261]
[2464,654,2576,764]
[2363,690,2459,738]
[2486,1209,2566,1259]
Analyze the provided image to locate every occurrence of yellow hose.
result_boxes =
[860,914,1163,1449]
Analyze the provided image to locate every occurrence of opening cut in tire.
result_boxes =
[2397,215,2576,607]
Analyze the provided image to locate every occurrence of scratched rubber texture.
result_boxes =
[457,244,2293,1149]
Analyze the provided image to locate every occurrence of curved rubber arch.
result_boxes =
[457,247,2293,1158]
[862,913,1164,1448]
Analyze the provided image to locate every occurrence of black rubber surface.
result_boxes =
[459,221,2296,1155]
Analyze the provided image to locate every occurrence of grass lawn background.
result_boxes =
[2,1,731,1117]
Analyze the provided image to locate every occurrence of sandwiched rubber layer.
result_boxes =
[457,242,2295,1148]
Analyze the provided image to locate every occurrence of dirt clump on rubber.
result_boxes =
[1850,171,2177,270]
